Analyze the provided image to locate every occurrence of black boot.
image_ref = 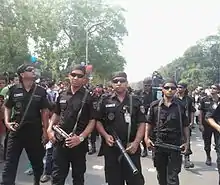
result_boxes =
[88,143,96,155]
[141,148,148,157]
[184,156,194,169]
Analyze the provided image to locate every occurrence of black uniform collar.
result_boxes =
[66,86,85,95]
[17,82,36,90]
[111,91,129,101]
[160,97,179,106]
[208,95,220,102]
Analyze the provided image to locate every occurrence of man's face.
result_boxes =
[13,77,19,85]
[210,85,218,95]
[112,77,127,93]
[177,85,185,94]
[20,66,36,80]
[68,69,85,87]
[0,79,6,89]
[143,83,151,92]
[162,83,177,98]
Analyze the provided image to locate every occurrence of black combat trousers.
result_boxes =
[1,124,45,185]
[52,142,87,185]
[184,128,192,156]
[90,129,97,145]
[202,123,214,154]
[104,145,145,185]
[153,149,182,185]
[213,131,220,185]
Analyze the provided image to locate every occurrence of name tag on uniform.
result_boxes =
[205,102,210,104]
[60,100,67,103]
[14,93,23,97]
[105,104,116,108]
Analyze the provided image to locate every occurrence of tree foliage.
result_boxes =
[158,33,220,89]
[0,0,127,82]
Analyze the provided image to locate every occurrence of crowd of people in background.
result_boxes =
[0,66,220,185]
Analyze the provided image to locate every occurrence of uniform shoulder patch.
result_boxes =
[93,101,98,109]
[140,105,145,114]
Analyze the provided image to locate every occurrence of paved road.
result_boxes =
[0,127,219,185]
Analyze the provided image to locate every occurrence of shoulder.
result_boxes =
[174,98,185,108]
[35,84,48,94]
[150,99,160,108]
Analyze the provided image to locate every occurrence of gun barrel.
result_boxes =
[52,125,69,139]
[114,138,138,175]
[155,142,182,151]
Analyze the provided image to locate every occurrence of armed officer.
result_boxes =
[199,84,220,166]
[139,77,154,157]
[47,65,96,185]
[205,84,220,185]
[176,83,195,168]
[145,79,189,185]
[96,71,146,185]
[1,64,50,185]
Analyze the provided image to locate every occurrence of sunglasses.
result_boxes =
[163,86,176,90]
[211,86,217,90]
[25,67,34,72]
[112,78,127,84]
[177,86,184,89]
[70,73,84,78]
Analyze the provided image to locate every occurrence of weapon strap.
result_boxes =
[17,84,37,130]
[72,89,89,134]
[127,95,133,143]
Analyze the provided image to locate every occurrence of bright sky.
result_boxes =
[112,0,220,82]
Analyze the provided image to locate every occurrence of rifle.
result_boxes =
[111,130,138,175]
[52,125,70,141]
[154,141,183,152]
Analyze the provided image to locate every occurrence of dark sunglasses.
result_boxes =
[25,67,34,72]
[211,86,217,90]
[177,86,184,89]
[163,86,176,90]
[112,78,127,84]
[70,73,84,78]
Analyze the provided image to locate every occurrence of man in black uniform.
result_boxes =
[88,84,103,155]
[145,79,189,185]
[1,64,50,185]
[176,83,195,168]
[205,84,220,185]
[199,84,220,166]
[96,71,146,185]
[139,77,154,157]
[47,65,96,185]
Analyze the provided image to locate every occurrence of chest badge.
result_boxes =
[15,102,22,109]
[107,113,115,121]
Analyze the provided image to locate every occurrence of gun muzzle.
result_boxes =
[52,125,69,139]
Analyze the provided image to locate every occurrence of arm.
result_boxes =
[96,121,110,139]
[133,122,145,145]
[183,126,190,144]
[206,117,220,132]
[79,119,95,138]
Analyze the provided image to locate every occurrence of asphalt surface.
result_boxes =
[0,126,219,185]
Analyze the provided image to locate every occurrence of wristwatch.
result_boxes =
[79,135,85,142]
